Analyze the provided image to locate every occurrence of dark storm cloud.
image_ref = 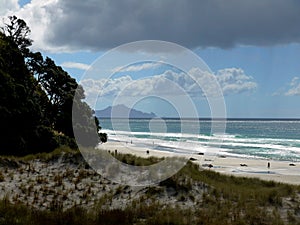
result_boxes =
[47,0,300,50]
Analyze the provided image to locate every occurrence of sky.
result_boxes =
[1,0,300,118]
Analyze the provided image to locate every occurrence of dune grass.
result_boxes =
[0,148,300,224]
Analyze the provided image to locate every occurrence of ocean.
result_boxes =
[99,118,300,162]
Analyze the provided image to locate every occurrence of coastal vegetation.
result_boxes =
[0,16,106,156]
[0,148,300,225]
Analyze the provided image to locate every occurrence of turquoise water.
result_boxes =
[99,118,300,162]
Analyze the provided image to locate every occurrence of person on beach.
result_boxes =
[267,162,270,169]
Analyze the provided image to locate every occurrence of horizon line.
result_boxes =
[97,117,300,120]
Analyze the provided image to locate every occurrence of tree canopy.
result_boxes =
[0,16,106,156]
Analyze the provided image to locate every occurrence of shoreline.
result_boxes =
[99,141,300,185]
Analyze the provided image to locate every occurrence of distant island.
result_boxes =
[96,104,157,118]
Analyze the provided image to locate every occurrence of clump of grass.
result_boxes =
[96,209,134,225]
[36,175,47,184]
[20,145,79,162]
[54,174,63,186]
[0,171,4,182]
[78,169,88,180]
[114,153,163,166]
[145,186,164,197]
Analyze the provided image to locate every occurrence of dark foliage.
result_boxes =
[0,16,106,155]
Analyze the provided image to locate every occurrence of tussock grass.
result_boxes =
[0,171,4,182]
[0,148,300,224]
[179,161,295,207]
[20,145,79,162]
[113,152,163,166]
[0,145,79,164]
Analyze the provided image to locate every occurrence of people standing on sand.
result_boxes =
[267,162,270,173]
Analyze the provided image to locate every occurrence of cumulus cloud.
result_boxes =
[2,0,66,52]
[215,68,257,95]
[273,77,300,96]
[3,0,300,52]
[0,0,19,16]
[80,67,257,105]
[81,73,183,99]
[285,77,300,96]
[61,62,90,70]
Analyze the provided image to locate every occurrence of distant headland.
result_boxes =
[96,104,157,118]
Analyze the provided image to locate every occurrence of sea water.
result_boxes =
[99,118,300,162]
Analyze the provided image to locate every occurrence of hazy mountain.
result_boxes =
[96,105,157,118]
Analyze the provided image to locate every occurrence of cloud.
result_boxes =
[0,0,19,16]
[61,61,90,70]
[285,77,300,96]
[2,0,300,52]
[1,0,66,52]
[80,67,257,105]
[215,68,257,95]
[111,61,162,73]
[274,77,300,96]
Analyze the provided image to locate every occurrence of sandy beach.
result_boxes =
[99,141,300,185]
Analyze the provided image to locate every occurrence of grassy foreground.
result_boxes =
[0,148,300,225]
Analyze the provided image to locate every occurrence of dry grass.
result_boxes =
[0,148,300,224]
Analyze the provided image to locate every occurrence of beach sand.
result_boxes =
[211,157,300,185]
[99,141,300,185]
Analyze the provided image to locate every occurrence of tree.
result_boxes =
[1,15,32,55]
[27,54,105,146]
[0,32,57,155]
[0,16,106,155]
